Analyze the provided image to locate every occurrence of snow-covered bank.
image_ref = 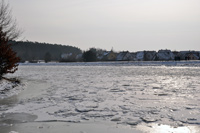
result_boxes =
[0,79,23,100]
[20,60,200,67]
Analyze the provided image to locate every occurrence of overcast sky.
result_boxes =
[9,0,200,51]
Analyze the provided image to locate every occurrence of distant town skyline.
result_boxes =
[9,0,200,51]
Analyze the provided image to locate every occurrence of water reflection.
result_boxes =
[138,123,200,133]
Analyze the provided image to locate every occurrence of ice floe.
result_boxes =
[1,62,200,130]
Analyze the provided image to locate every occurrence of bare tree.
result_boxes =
[0,0,21,79]
[0,0,22,40]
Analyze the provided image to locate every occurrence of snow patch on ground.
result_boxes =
[0,79,23,100]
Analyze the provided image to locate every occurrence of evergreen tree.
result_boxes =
[44,52,51,63]
[82,49,97,62]
[0,30,20,79]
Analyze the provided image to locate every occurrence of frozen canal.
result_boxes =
[0,62,200,133]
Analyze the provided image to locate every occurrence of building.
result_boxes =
[186,53,199,60]
[144,51,157,61]
[61,53,72,60]
[103,51,117,61]
[136,51,144,61]
[130,52,137,61]
[180,51,199,60]
[116,51,133,61]
[156,49,174,61]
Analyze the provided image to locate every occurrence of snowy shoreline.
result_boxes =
[20,60,200,67]
[0,79,23,100]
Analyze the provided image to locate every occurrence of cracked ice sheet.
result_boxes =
[1,64,200,129]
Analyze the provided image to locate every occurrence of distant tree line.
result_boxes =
[10,41,82,62]
[9,43,200,63]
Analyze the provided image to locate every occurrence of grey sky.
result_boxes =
[9,0,200,51]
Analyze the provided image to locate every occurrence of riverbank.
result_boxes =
[20,60,200,67]
[0,79,22,100]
